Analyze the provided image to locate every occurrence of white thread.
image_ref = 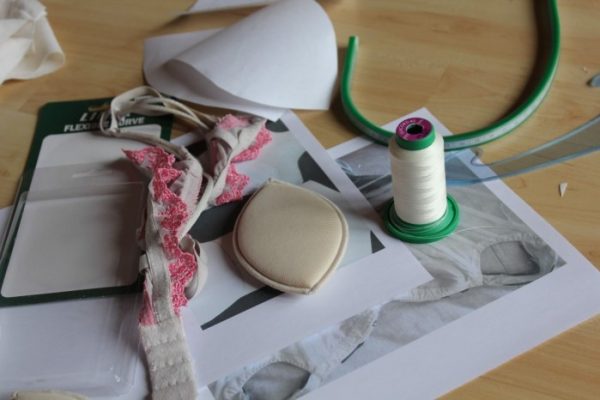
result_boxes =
[389,131,448,225]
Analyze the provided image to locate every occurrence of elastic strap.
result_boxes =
[100,86,267,399]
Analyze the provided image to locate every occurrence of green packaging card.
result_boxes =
[0,98,172,306]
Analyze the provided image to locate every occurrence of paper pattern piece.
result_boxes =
[176,112,429,386]
[186,0,279,14]
[0,0,64,85]
[301,109,600,399]
[144,0,337,120]
[144,30,286,121]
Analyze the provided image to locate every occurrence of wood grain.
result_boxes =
[0,0,598,398]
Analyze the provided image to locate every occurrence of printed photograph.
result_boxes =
[207,139,566,400]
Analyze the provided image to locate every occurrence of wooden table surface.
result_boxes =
[1,0,599,398]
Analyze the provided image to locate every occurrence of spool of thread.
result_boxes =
[383,117,459,243]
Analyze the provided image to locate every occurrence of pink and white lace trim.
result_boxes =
[124,147,197,324]
[211,115,272,205]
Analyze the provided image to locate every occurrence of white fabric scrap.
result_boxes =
[0,0,64,85]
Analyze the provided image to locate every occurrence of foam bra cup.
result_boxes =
[232,179,349,294]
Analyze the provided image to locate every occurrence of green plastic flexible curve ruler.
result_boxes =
[341,0,561,151]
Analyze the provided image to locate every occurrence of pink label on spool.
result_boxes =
[396,118,433,141]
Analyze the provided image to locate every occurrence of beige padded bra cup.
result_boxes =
[233,180,348,294]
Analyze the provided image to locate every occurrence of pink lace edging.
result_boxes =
[129,116,272,324]
[213,115,272,205]
[233,128,272,162]
[124,147,198,325]
[215,164,249,205]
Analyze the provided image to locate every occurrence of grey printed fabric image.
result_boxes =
[209,141,565,400]
[338,143,564,301]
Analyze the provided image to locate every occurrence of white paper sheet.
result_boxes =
[144,29,286,121]
[144,0,337,120]
[178,112,430,385]
[300,109,600,399]
[186,0,279,14]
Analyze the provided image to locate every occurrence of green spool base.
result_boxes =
[383,196,460,244]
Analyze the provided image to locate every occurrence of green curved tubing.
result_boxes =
[341,0,561,151]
